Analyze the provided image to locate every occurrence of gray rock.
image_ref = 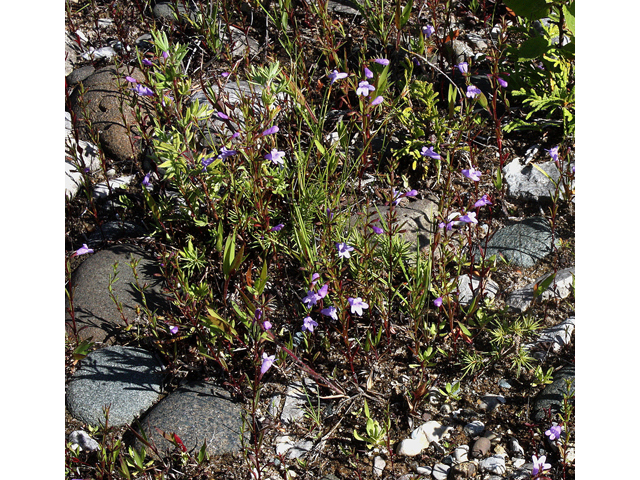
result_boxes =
[152,1,196,23]
[483,217,553,268]
[70,66,153,163]
[65,32,82,76]
[133,381,245,459]
[503,158,561,202]
[67,65,96,86]
[281,378,318,424]
[457,274,499,307]
[65,138,101,200]
[478,394,505,412]
[92,176,134,200]
[532,364,575,422]
[478,455,506,474]
[354,196,440,255]
[66,346,164,427]
[65,244,170,344]
[507,267,574,312]
[81,46,117,61]
[87,221,148,247]
[541,315,575,348]
[288,439,314,459]
[68,430,101,452]
[463,420,485,437]
[219,25,260,58]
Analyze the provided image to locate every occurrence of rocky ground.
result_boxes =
[63,1,575,479]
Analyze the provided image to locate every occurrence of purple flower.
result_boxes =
[433,297,443,307]
[263,320,272,330]
[169,325,179,334]
[466,85,481,98]
[221,72,230,78]
[438,221,453,231]
[217,146,237,160]
[311,273,320,285]
[336,242,354,259]
[302,290,319,308]
[302,316,318,332]
[370,95,384,106]
[142,58,153,66]
[262,125,279,136]
[202,156,215,169]
[255,309,262,320]
[270,223,284,232]
[421,146,441,160]
[423,24,435,38]
[370,224,384,234]
[142,172,152,189]
[217,111,229,120]
[75,244,94,256]
[474,194,492,208]
[317,283,329,299]
[364,67,373,79]
[125,76,137,83]
[462,167,482,181]
[348,297,369,316]
[162,51,169,59]
[356,81,375,97]
[374,58,389,66]
[132,84,154,96]
[546,146,559,162]
[497,77,508,88]
[458,211,478,224]
[265,148,286,166]
[392,188,417,206]
[328,70,348,84]
[321,306,338,320]
[261,352,276,374]
[531,455,551,476]
[326,208,333,220]
[456,62,468,74]
[545,425,562,441]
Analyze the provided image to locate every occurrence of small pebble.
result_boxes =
[453,445,469,463]
[464,420,485,437]
[373,456,385,476]
[471,437,491,458]
[478,455,506,474]
[447,461,477,479]
[498,379,512,389]
[68,430,100,452]
[432,463,450,480]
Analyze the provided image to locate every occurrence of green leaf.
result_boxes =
[503,0,550,20]
[534,272,556,298]
[222,233,236,278]
[517,37,549,59]
[563,1,575,36]
[400,0,413,29]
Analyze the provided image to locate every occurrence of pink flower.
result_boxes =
[262,125,279,136]
[321,306,338,320]
[261,352,275,374]
[474,194,492,208]
[302,316,318,332]
[466,85,481,98]
[462,167,482,181]
[433,297,443,307]
[348,297,369,316]
[75,244,94,256]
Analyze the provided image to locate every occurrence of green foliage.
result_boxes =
[438,380,462,401]
[503,0,575,136]
[352,399,388,449]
